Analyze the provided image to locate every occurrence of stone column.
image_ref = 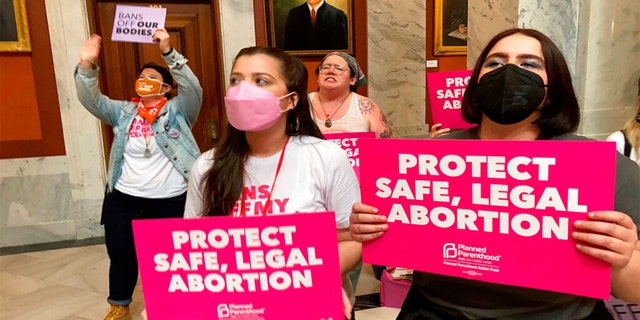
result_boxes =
[468,0,640,138]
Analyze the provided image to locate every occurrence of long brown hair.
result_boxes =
[202,46,323,216]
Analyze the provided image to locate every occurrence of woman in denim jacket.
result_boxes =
[75,28,202,320]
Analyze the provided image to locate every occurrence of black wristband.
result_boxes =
[162,47,174,56]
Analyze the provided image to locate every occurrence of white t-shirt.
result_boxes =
[606,130,638,161]
[184,135,360,228]
[185,135,361,305]
[116,115,187,198]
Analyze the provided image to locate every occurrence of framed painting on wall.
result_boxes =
[0,0,31,52]
[434,0,467,56]
[267,0,353,57]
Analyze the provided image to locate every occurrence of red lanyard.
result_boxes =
[238,136,290,217]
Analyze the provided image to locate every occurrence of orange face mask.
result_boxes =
[135,77,166,97]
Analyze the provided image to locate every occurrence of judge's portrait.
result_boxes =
[270,0,351,53]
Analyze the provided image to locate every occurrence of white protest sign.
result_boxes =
[111,5,167,44]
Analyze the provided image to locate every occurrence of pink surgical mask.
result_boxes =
[224,81,295,132]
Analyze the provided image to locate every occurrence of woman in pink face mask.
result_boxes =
[183,47,360,320]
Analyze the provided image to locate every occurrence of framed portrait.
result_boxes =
[0,0,31,52]
[434,0,467,56]
[267,0,353,57]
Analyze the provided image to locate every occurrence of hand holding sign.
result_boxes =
[152,28,172,54]
[573,210,639,270]
[430,123,451,138]
[349,202,388,243]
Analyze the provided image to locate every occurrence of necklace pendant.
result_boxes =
[144,148,152,158]
[324,119,332,128]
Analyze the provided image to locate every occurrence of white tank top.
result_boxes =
[309,92,369,133]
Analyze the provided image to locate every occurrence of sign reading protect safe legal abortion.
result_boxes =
[358,139,616,299]
[111,5,166,43]
[324,132,375,181]
[133,212,343,320]
[427,70,476,129]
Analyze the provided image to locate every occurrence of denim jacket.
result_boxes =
[74,49,203,192]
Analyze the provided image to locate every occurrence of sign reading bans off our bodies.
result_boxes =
[133,212,343,320]
[358,138,617,299]
[111,5,167,43]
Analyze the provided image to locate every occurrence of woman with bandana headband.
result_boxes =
[310,52,392,138]
[75,28,202,320]
[350,28,640,319]
[606,76,640,165]
[311,51,392,293]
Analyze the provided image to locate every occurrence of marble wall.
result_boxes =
[367,0,429,137]
[0,0,259,248]
[0,0,105,247]
[218,1,256,87]
[468,0,640,139]
[467,0,519,68]
[576,0,640,138]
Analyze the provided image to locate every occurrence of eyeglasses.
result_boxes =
[319,64,349,74]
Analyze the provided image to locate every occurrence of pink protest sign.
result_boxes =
[111,5,166,43]
[324,132,375,181]
[427,70,476,129]
[358,138,617,299]
[133,212,343,320]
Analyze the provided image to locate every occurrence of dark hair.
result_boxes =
[202,46,323,216]
[315,53,358,92]
[461,28,580,139]
[138,62,174,99]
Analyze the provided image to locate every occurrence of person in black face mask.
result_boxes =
[606,76,640,165]
[349,28,640,320]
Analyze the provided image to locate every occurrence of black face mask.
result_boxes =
[475,64,547,125]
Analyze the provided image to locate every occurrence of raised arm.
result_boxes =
[155,28,203,127]
[75,34,126,126]
[79,34,101,70]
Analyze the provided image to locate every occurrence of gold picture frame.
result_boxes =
[267,0,353,57]
[0,0,31,52]
[434,0,467,56]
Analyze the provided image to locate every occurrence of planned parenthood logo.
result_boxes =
[443,243,457,258]
[216,303,265,320]
[442,242,502,276]
[217,304,230,318]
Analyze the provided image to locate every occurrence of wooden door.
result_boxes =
[91,1,225,152]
